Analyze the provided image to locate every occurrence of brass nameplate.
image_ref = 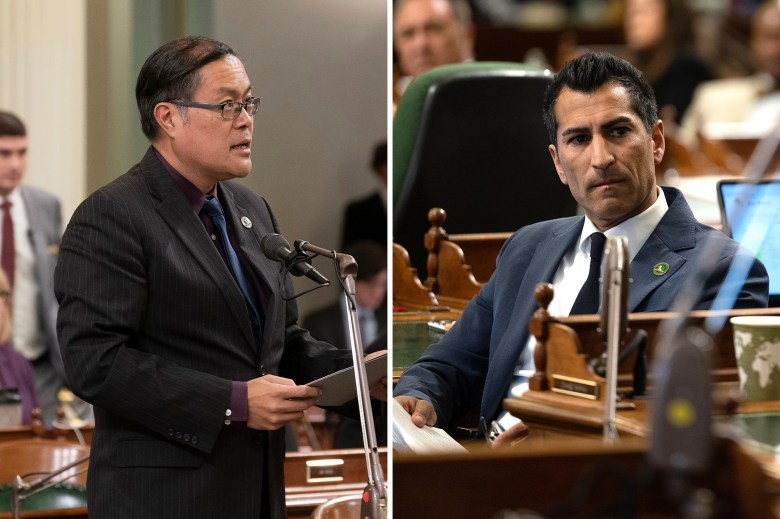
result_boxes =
[551,374,599,400]
[306,459,344,483]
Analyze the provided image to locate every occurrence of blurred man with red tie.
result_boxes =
[0,111,69,428]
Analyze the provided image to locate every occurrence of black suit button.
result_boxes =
[254,432,265,445]
[191,436,198,445]
[183,434,190,442]
[168,429,174,437]
[176,432,182,439]
[260,364,266,375]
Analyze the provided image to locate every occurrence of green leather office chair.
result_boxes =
[393,62,578,275]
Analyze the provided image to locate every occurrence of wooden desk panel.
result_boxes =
[393,319,453,380]
[285,447,387,519]
[394,439,658,519]
[395,427,779,518]
[0,426,93,446]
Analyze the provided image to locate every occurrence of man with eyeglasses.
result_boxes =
[55,36,382,519]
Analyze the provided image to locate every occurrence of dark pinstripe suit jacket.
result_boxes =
[55,147,350,519]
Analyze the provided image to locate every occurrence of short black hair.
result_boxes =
[0,111,26,138]
[136,36,237,139]
[371,140,387,173]
[345,241,387,281]
[542,52,658,145]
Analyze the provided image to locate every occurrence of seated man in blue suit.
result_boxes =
[394,52,769,447]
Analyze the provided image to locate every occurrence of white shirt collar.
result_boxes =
[578,186,669,262]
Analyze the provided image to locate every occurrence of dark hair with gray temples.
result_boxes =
[135,36,237,139]
[0,111,26,138]
[542,52,658,145]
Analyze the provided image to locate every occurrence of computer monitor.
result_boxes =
[717,178,780,307]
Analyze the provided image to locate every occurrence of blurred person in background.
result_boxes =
[0,111,84,428]
[341,140,387,250]
[624,0,713,125]
[680,0,780,145]
[0,267,39,426]
[393,0,476,100]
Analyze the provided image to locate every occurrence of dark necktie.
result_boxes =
[569,232,607,315]
[1,200,14,288]
[201,197,261,325]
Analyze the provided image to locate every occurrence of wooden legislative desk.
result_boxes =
[0,436,385,518]
[394,415,780,518]
[0,437,89,519]
[393,300,780,516]
[285,447,387,518]
[393,312,459,383]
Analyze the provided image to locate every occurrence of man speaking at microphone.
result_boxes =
[54,36,385,519]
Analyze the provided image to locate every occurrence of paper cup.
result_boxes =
[731,316,780,402]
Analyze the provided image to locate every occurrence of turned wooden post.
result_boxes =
[423,207,448,292]
[529,282,555,391]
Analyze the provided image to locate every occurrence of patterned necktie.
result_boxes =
[1,199,14,288]
[201,197,261,325]
[569,232,607,315]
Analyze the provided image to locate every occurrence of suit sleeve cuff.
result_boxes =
[227,381,248,423]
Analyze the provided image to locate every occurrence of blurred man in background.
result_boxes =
[393,0,476,97]
[0,111,76,428]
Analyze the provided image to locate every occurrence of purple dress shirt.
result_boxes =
[0,343,40,425]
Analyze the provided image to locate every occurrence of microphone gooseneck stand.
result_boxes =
[599,236,630,442]
[12,455,90,519]
[296,241,387,519]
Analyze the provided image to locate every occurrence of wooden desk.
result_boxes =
[393,316,459,381]
[395,411,780,518]
[0,508,87,519]
[0,425,93,446]
[395,438,656,518]
[0,445,386,519]
[422,208,509,309]
[0,438,89,519]
[285,447,387,519]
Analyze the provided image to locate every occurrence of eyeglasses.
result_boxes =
[0,291,10,302]
[167,97,260,120]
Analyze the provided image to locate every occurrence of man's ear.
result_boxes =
[153,102,181,139]
[652,119,665,165]
[549,144,568,185]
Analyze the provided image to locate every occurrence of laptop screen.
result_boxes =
[717,179,780,304]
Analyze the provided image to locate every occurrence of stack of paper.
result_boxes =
[392,399,467,454]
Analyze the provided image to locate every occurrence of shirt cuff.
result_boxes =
[226,381,248,424]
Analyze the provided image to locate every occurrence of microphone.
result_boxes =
[260,233,330,285]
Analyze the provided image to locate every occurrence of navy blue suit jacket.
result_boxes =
[394,187,769,428]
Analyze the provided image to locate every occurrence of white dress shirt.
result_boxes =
[0,190,45,360]
[496,188,669,431]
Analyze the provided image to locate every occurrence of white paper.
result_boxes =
[306,353,387,406]
[392,398,467,454]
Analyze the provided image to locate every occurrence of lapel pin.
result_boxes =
[652,262,670,276]
[241,216,252,229]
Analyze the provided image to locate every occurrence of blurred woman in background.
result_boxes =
[0,268,39,426]
[625,0,713,124]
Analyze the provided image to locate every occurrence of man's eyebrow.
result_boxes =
[600,116,633,130]
[560,126,589,138]
[560,116,635,138]
[215,85,253,98]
